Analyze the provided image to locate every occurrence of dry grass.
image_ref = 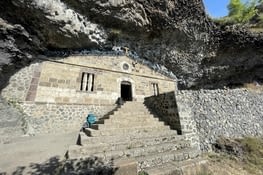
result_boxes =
[204,137,263,175]
[243,83,263,93]
[238,137,263,174]
[248,27,263,33]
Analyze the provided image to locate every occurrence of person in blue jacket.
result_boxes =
[82,113,96,129]
[86,113,96,127]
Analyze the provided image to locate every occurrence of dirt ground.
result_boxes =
[0,131,79,174]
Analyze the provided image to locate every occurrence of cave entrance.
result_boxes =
[121,81,132,101]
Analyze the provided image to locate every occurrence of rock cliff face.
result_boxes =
[201,26,263,89]
[0,0,262,90]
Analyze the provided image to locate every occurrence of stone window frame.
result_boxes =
[151,82,159,96]
[77,69,97,93]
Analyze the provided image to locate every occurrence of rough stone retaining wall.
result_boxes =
[176,89,263,151]
[20,103,116,134]
[1,63,40,102]
[0,97,26,143]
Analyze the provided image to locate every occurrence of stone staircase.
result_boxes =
[67,101,205,175]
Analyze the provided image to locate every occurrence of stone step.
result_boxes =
[144,157,207,175]
[120,103,146,107]
[96,114,156,122]
[71,134,186,156]
[118,106,148,110]
[122,101,144,105]
[91,121,166,130]
[99,119,164,126]
[105,114,157,121]
[69,140,191,160]
[113,111,151,116]
[96,116,160,124]
[84,125,171,137]
[86,135,185,150]
[116,109,148,113]
[79,129,179,145]
[136,147,200,169]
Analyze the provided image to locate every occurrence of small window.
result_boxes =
[80,73,94,91]
[123,63,129,70]
[121,62,131,72]
[152,83,159,96]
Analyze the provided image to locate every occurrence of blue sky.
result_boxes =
[203,0,250,18]
[203,0,229,18]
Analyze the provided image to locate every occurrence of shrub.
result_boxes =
[227,0,258,23]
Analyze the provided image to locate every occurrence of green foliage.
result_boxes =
[138,171,149,175]
[228,0,243,17]
[227,0,258,23]
[213,0,263,25]
[213,16,237,26]
[256,13,263,26]
[7,98,18,106]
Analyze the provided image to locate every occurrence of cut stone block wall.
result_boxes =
[144,92,181,133]
[20,102,116,134]
[145,92,200,150]
[175,93,201,151]
[1,55,175,104]
[35,56,175,104]
[176,89,263,151]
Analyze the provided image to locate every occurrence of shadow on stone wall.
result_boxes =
[1,156,117,175]
[95,105,121,124]
[144,91,182,134]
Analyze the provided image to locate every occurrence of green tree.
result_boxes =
[227,0,259,23]
[228,0,243,17]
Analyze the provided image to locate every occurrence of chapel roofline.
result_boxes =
[44,48,178,81]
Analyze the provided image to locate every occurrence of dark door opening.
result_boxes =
[121,81,132,101]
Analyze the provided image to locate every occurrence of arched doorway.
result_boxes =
[121,81,132,101]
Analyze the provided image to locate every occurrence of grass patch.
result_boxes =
[238,137,263,174]
[209,137,263,175]
[138,171,149,175]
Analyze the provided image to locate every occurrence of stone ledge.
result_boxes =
[113,159,137,175]
[20,101,117,106]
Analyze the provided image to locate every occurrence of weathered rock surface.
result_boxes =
[0,97,27,143]
[200,25,263,89]
[0,0,262,89]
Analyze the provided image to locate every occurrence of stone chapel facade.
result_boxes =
[1,54,176,134]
